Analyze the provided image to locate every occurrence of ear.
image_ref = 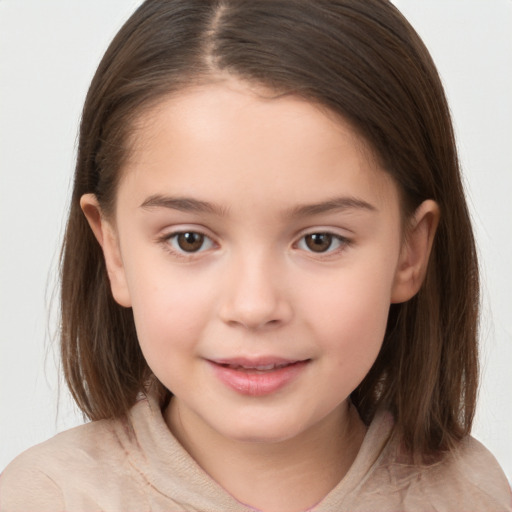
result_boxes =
[80,194,132,307]
[391,199,440,304]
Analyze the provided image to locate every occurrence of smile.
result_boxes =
[207,358,310,396]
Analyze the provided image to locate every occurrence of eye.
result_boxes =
[166,231,215,254]
[297,232,347,253]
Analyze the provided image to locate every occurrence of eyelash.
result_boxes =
[158,230,351,259]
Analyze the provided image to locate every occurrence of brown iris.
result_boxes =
[176,232,205,252]
[304,233,334,253]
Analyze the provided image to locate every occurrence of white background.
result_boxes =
[1,0,511,481]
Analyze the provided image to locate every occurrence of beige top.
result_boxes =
[1,392,510,512]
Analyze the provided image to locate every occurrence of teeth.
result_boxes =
[227,363,288,371]
[254,364,277,370]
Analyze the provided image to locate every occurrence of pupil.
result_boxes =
[177,232,204,252]
[306,233,332,252]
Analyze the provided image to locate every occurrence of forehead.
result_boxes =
[120,81,399,215]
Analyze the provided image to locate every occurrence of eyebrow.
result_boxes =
[139,194,377,217]
[289,196,377,217]
[140,195,228,216]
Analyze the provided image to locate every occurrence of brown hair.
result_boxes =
[61,0,479,461]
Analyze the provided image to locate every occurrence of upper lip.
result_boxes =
[208,357,309,370]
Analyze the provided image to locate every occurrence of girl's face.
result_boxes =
[85,80,433,445]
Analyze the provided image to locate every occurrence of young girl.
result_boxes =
[1,0,510,510]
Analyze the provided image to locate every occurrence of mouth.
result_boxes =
[216,361,299,372]
[207,357,310,396]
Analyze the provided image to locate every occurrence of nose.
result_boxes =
[218,251,293,330]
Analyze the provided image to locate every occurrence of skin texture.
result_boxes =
[81,80,439,511]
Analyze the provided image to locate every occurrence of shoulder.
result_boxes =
[369,429,512,511]
[433,435,512,510]
[0,451,64,512]
[0,418,129,512]
[337,410,511,512]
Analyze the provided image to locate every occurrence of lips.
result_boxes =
[207,357,309,396]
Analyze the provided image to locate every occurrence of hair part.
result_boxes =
[61,0,479,462]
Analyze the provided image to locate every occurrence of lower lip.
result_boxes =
[208,361,309,396]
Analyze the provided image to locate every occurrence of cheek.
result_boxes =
[124,262,214,365]
[303,262,395,374]
[130,281,213,393]
[322,301,388,399]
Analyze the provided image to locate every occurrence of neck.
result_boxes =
[166,399,366,512]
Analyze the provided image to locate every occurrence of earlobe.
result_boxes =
[80,194,132,307]
[391,199,440,304]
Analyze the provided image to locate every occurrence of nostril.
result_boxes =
[225,317,282,330]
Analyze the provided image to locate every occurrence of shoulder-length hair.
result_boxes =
[61,0,479,461]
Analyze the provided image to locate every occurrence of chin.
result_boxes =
[211,413,309,445]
